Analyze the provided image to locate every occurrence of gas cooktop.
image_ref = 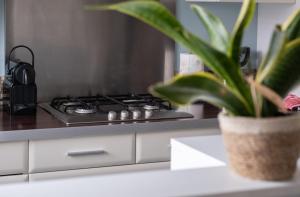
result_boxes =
[40,94,194,125]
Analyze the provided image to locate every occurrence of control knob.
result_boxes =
[132,110,141,120]
[120,110,129,121]
[145,110,153,119]
[108,111,117,121]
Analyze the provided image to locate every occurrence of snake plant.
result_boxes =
[86,0,300,117]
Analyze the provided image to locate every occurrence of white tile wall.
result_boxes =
[179,53,204,74]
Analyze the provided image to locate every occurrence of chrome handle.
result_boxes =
[67,149,107,157]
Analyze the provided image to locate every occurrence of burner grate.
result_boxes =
[40,93,193,125]
[50,94,173,114]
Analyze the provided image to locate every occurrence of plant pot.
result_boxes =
[218,113,300,181]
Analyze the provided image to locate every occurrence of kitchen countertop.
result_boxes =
[0,108,65,131]
[171,135,227,171]
[0,103,219,142]
[169,135,300,197]
[0,136,300,197]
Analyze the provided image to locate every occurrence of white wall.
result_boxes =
[257,1,300,55]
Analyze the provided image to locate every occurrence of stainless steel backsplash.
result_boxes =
[6,0,176,102]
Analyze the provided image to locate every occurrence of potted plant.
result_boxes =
[86,0,300,181]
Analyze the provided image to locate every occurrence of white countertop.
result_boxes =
[1,135,300,197]
[171,135,227,170]
[170,135,300,197]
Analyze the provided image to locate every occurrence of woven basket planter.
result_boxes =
[218,113,300,181]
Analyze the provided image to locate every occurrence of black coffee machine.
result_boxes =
[4,45,37,115]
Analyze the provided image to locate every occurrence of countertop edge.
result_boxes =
[0,118,219,142]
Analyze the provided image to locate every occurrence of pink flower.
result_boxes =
[284,94,300,110]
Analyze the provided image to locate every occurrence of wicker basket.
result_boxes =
[218,113,300,181]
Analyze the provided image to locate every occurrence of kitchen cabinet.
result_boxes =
[0,141,28,176]
[28,128,219,179]
[29,162,169,181]
[186,0,295,3]
[29,134,135,173]
[136,128,220,163]
[0,122,219,183]
[0,175,28,184]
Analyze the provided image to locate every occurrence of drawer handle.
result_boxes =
[67,150,107,157]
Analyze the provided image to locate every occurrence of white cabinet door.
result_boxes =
[0,141,28,176]
[29,134,135,173]
[136,128,220,163]
[29,162,169,181]
[0,175,28,184]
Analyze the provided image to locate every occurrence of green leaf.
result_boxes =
[282,9,300,41]
[191,4,229,52]
[255,28,287,117]
[86,0,254,115]
[184,33,248,94]
[151,72,252,116]
[229,0,256,65]
[262,38,300,97]
[260,39,300,117]
[257,9,300,117]
[256,27,287,81]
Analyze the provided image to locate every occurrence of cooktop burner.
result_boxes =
[75,106,97,114]
[40,94,194,125]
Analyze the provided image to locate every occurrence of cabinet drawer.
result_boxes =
[0,141,28,175]
[29,162,170,181]
[136,129,219,163]
[29,134,135,173]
